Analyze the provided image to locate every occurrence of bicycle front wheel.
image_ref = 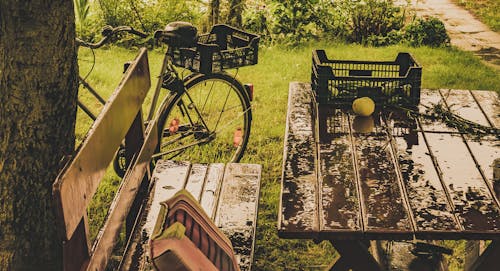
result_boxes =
[156,73,252,163]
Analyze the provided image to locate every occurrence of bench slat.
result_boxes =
[142,160,191,236]
[351,111,413,238]
[185,163,209,201]
[86,118,158,270]
[215,163,261,271]
[470,90,499,128]
[385,111,459,238]
[279,82,319,238]
[53,48,151,240]
[317,105,362,236]
[200,163,225,219]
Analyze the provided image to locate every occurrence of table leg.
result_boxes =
[329,240,382,271]
[469,240,500,271]
[329,256,350,271]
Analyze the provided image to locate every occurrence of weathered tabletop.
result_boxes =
[121,160,261,271]
[279,82,499,269]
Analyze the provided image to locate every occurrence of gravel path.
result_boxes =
[404,0,500,67]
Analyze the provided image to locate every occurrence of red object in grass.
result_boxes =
[169,118,179,134]
[245,83,253,101]
[233,127,243,147]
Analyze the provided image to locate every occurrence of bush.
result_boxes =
[267,0,321,46]
[242,4,270,38]
[348,0,405,44]
[366,29,404,46]
[247,0,351,46]
[404,17,450,47]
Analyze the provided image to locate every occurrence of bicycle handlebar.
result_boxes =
[76,25,148,49]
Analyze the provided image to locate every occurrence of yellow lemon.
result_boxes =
[352,97,375,116]
[352,116,375,133]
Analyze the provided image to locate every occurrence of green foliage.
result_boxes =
[242,5,269,38]
[405,17,450,47]
[139,0,202,32]
[347,0,405,43]
[243,0,350,46]
[74,0,90,27]
[76,0,202,42]
[366,29,404,46]
[79,44,499,270]
[267,0,321,45]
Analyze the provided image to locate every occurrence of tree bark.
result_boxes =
[208,0,221,26]
[0,1,78,269]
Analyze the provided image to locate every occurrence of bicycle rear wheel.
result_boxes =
[156,73,252,163]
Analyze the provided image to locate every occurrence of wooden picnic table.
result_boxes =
[279,82,499,270]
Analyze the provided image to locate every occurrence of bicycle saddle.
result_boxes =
[155,21,198,47]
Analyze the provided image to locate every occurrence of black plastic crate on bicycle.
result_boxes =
[311,49,422,105]
[166,24,260,74]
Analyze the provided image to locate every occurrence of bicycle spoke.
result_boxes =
[157,74,251,163]
[153,138,211,158]
[214,86,233,131]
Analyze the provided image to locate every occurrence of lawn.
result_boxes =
[78,43,500,270]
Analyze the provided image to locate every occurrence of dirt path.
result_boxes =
[405,0,500,68]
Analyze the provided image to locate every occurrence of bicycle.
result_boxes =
[76,22,259,176]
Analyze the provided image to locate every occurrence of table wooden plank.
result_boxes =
[185,163,209,201]
[385,110,459,237]
[215,163,261,271]
[422,132,500,235]
[317,105,362,235]
[467,137,500,201]
[470,90,500,128]
[418,90,500,235]
[199,163,225,219]
[351,111,413,238]
[439,89,500,234]
[279,82,319,238]
[440,89,490,127]
[418,89,454,133]
[440,90,499,203]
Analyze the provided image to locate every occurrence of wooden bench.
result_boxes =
[52,48,261,271]
[120,161,261,271]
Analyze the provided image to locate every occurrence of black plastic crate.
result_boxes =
[311,50,422,105]
[167,24,259,74]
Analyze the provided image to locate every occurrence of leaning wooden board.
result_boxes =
[279,83,500,240]
[120,161,261,271]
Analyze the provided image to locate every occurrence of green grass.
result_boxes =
[78,43,499,270]
[452,0,500,32]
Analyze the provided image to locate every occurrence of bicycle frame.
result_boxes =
[77,24,254,174]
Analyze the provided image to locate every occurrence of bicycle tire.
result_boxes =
[113,146,127,178]
[155,72,252,163]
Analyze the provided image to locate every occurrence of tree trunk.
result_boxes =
[208,0,221,26]
[227,0,244,27]
[0,1,78,269]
